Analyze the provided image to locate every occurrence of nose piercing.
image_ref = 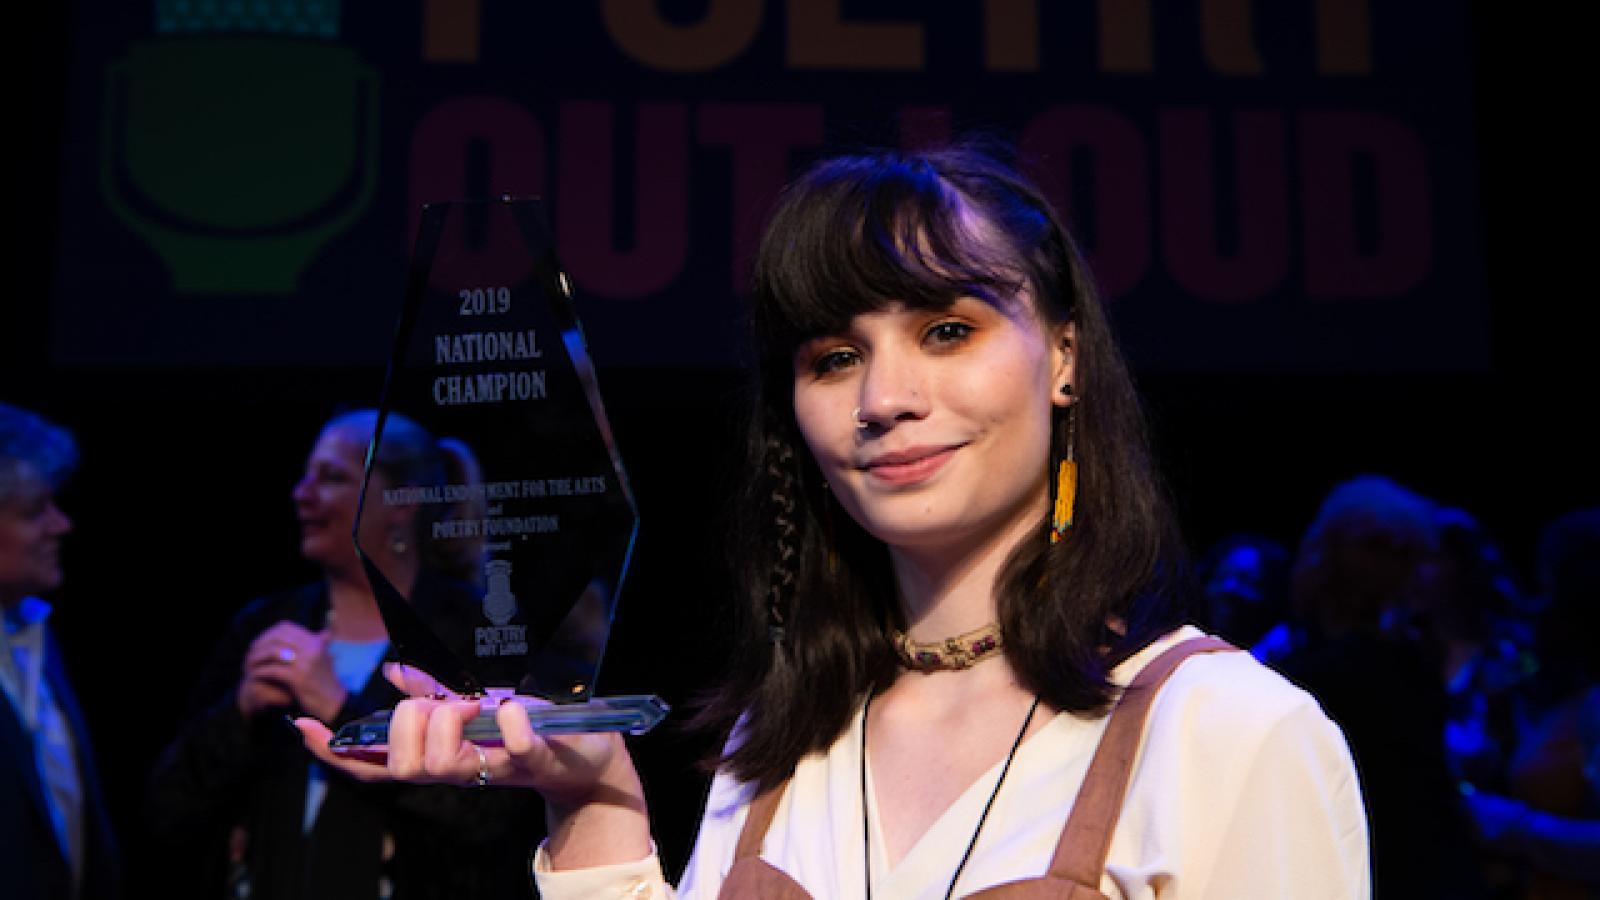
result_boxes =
[853,407,869,430]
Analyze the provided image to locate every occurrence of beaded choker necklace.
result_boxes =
[892,623,1004,671]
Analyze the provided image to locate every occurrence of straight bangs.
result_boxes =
[753,154,1025,383]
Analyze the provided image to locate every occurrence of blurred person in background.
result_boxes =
[1462,507,1600,897]
[1192,533,1292,657]
[146,410,541,900]
[1413,506,1532,790]
[1,402,120,900]
[1276,474,1485,898]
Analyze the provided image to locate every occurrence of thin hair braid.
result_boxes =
[765,434,800,642]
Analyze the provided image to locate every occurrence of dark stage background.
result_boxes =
[2,0,1589,889]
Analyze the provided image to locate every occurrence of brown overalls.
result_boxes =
[717,637,1234,899]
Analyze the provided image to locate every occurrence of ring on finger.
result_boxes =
[276,647,297,664]
[472,744,490,787]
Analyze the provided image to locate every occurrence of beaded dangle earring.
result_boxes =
[1050,384,1077,543]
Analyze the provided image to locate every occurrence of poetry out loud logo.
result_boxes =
[476,559,528,658]
[100,0,377,294]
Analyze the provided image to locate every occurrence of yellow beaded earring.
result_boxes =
[1050,384,1077,544]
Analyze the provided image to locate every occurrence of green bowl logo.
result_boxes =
[102,30,377,293]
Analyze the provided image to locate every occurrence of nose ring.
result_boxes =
[852,407,869,430]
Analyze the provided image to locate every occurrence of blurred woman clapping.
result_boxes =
[148,410,538,900]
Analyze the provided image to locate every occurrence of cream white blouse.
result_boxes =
[535,626,1371,898]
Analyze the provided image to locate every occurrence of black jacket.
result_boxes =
[146,577,543,900]
[1,625,121,900]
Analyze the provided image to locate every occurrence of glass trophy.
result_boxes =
[329,198,666,758]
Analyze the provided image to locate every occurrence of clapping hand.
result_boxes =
[238,621,346,723]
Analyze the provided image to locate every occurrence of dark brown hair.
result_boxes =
[692,146,1187,788]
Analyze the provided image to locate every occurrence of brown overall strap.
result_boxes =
[1047,636,1236,886]
[733,780,789,861]
[720,780,813,899]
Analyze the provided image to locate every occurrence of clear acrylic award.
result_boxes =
[329,198,666,757]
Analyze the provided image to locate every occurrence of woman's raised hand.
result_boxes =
[294,664,653,868]
[239,620,346,722]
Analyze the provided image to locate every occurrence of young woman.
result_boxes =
[299,148,1370,897]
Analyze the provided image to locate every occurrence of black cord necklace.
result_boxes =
[860,692,1043,900]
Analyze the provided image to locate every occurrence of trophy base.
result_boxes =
[328,692,669,759]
